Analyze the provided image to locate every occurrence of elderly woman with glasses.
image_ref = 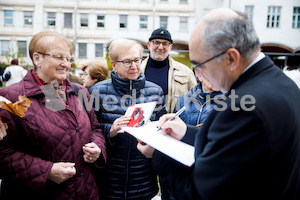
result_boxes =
[0,31,107,200]
[89,38,166,200]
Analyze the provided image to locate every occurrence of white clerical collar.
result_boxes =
[242,52,265,74]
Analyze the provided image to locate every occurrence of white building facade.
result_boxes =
[0,0,299,68]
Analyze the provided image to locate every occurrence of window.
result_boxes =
[18,41,27,57]
[97,14,105,28]
[140,15,148,29]
[160,0,168,1]
[245,6,254,21]
[64,13,72,28]
[47,12,56,26]
[80,13,88,27]
[292,7,300,28]
[160,16,168,29]
[119,15,128,28]
[4,10,13,25]
[1,40,10,56]
[180,0,187,2]
[24,11,33,25]
[95,43,103,57]
[79,43,87,58]
[267,6,281,28]
[179,16,188,30]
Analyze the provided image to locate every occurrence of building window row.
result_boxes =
[0,40,104,59]
[0,40,27,57]
[3,10,189,30]
[78,43,104,58]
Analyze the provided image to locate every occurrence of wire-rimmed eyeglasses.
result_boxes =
[37,52,74,64]
[116,58,143,68]
[192,50,227,70]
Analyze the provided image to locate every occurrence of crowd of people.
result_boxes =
[0,7,300,200]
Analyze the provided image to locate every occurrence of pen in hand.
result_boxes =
[157,106,186,131]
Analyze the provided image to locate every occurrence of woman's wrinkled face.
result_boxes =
[33,37,72,84]
[112,46,141,80]
[82,67,98,88]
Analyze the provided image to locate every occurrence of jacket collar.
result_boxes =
[229,55,274,91]
[111,70,145,96]
[23,70,75,97]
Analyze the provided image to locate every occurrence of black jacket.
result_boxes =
[90,71,165,199]
[152,55,300,200]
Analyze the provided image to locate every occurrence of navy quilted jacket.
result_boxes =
[89,71,165,200]
[0,70,107,200]
[173,82,224,126]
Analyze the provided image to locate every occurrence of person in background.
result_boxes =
[81,59,109,89]
[174,75,224,127]
[67,72,84,85]
[90,38,165,200]
[138,8,300,199]
[2,58,27,86]
[0,31,107,200]
[141,28,197,113]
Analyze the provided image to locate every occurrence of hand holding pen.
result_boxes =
[157,106,186,131]
[157,107,187,141]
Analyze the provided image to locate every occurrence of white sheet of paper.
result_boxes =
[122,121,195,167]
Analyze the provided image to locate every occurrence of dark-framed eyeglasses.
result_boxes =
[37,52,74,64]
[192,50,227,70]
[116,58,143,68]
[151,40,171,48]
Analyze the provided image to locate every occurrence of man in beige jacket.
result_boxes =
[141,28,197,113]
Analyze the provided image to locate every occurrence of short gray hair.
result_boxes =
[202,11,260,60]
[109,38,144,61]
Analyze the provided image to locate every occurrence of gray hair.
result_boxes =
[109,38,144,61]
[202,11,260,61]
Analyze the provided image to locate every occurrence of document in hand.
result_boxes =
[118,101,157,133]
[122,122,195,167]
[125,101,157,127]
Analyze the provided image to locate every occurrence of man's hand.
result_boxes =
[48,162,76,184]
[158,113,187,140]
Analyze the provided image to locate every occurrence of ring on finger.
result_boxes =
[89,157,92,161]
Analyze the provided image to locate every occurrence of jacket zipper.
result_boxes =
[124,80,133,199]
[197,95,225,124]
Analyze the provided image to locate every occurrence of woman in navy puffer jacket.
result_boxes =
[89,38,166,200]
[174,75,224,126]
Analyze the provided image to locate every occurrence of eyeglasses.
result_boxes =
[38,52,74,64]
[151,40,171,48]
[192,50,228,70]
[116,58,143,68]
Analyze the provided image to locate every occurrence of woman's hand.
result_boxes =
[0,118,8,141]
[48,162,76,184]
[109,116,132,138]
[82,142,101,163]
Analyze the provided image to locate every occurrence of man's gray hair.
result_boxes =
[202,11,260,60]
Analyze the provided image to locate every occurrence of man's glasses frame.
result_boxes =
[151,40,171,48]
[37,52,74,63]
[192,50,228,70]
[116,58,143,68]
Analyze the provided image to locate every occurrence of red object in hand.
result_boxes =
[127,107,145,127]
